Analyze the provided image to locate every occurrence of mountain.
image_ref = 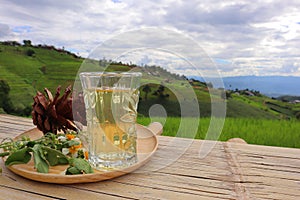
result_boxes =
[1,41,300,120]
[223,76,300,97]
[188,75,300,98]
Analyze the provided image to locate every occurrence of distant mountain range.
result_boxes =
[188,75,300,97]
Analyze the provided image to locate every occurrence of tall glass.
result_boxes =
[79,72,142,169]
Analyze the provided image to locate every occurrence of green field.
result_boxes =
[0,43,83,114]
[1,41,300,149]
[137,117,300,148]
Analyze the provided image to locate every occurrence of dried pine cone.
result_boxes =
[32,85,78,134]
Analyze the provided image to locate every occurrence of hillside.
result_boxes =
[0,42,83,115]
[0,41,299,120]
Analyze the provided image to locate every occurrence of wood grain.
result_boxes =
[0,114,300,200]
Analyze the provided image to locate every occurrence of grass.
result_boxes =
[2,42,300,148]
[137,116,300,148]
[0,44,83,108]
[2,43,299,120]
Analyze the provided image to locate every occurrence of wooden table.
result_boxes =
[0,114,299,199]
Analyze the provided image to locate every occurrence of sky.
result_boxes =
[1,0,300,77]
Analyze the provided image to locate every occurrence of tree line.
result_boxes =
[0,80,31,116]
[0,40,81,58]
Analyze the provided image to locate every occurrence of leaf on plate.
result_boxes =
[0,152,10,157]
[66,158,93,175]
[42,146,69,166]
[66,166,80,175]
[31,144,49,173]
[5,148,31,166]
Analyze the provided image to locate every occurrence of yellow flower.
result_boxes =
[69,142,82,154]
[69,146,77,154]
[84,151,89,159]
[66,134,75,140]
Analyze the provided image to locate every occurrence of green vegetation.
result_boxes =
[0,131,93,174]
[1,40,300,148]
[137,117,300,148]
[0,41,83,115]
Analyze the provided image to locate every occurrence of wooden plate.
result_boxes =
[5,123,162,184]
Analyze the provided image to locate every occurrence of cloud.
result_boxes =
[0,23,11,37]
[0,0,300,76]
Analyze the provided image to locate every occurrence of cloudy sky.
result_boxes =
[1,0,300,77]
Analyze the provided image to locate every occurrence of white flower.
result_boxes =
[58,136,66,142]
[62,148,69,155]
[74,137,80,142]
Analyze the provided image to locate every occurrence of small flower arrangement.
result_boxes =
[0,131,93,175]
[58,133,88,160]
[0,86,93,175]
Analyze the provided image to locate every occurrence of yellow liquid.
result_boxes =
[84,88,139,169]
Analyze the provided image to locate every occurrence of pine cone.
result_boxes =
[32,85,78,134]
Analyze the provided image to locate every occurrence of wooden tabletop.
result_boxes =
[0,114,299,200]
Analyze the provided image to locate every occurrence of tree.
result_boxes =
[0,80,14,113]
[26,49,35,56]
[23,40,32,46]
[142,84,151,100]
[0,80,10,94]
[296,112,300,120]
[153,84,169,99]
[157,85,165,96]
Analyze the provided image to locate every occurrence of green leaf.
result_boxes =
[66,166,80,175]
[63,140,80,148]
[38,147,47,161]
[55,143,63,151]
[58,157,69,165]
[26,141,36,147]
[5,148,31,166]
[31,144,49,173]
[66,158,93,175]
[35,161,49,173]
[0,152,10,157]
[42,146,69,166]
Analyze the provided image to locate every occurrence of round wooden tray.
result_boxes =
[5,123,162,184]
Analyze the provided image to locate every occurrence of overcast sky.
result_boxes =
[1,0,300,77]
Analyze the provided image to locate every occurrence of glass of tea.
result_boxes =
[79,71,142,170]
